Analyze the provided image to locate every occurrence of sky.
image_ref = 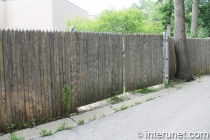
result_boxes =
[68,0,140,15]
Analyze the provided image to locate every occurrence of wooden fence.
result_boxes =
[0,30,163,132]
[125,34,163,91]
[169,37,210,77]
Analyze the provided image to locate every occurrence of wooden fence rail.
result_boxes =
[0,30,163,132]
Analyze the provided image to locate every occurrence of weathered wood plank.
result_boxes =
[41,31,48,118]
[64,31,69,114]
[207,39,210,73]
[138,35,144,88]
[82,32,87,105]
[98,33,103,100]
[55,31,61,116]
[79,32,86,106]
[105,33,111,98]
[60,31,65,115]
[26,31,34,121]
[10,30,18,126]
[202,39,207,74]
[0,29,6,131]
[5,30,12,125]
[22,30,29,123]
[47,32,56,118]
[30,30,36,119]
[70,32,77,112]
[75,32,81,107]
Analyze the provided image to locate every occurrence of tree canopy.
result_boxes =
[67,7,164,34]
[66,0,210,37]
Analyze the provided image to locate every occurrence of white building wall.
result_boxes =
[52,0,89,31]
[6,0,53,31]
[0,1,6,29]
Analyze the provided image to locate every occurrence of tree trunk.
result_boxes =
[191,0,199,34]
[174,0,194,81]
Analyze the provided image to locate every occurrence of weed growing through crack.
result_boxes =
[165,80,174,88]
[135,102,142,105]
[146,97,156,102]
[109,95,124,104]
[120,105,129,110]
[62,85,71,114]
[175,86,182,90]
[40,129,52,137]
[11,133,24,140]
[89,115,97,121]
[56,122,74,132]
[78,119,84,125]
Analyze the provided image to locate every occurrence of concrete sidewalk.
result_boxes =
[1,76,209,140]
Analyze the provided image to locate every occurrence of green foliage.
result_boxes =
[7,124,15,131]
[165,80,174,88]
[11,133,24,140]
[56,122,73,132]
[135,102,142,105]
[199,1,210,36]
[120,105,129,110]
[157,0,173,26]
[110,96,124,104]
[21,122,28,128]
[146,97,156,101]
[62,85,71,113]
[134,82,159,94]
[78,119,84,125]
[67,7,164,34]
[195,70,203,79]
[89,115,97,121]
[40,129,52,137]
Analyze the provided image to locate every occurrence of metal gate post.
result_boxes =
[163,32,169,85]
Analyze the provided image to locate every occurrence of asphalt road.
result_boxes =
[36,77,210,140]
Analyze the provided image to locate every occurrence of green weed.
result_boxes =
[78,119,84,125]
[6,124,15,131]
[11,133,24,140]
[62,85,71,114]
[120,105,129,110]
[165,80,174,88]
[21,122,28,128]
[110,96,124,104]
[146,97,156,102]
[40,129,52,137]
[89,115,97,121]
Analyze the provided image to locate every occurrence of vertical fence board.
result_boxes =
[81,32,86,105]
[138,35,144,88]
[22,31,31,122]
[207,39,210,73]
[10,30,19,126]
[41,31,48,118]
[104,33,110,99]
[202,39,207,74]
[38,31,44,119]
[51,31,56,117]
[85,33,90,106]
[30,31,36,119]
[0,30,6,131]
[5,30,12,125]
[26,31,33,121]
[76,32,81,107]
[70,32,77,112]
